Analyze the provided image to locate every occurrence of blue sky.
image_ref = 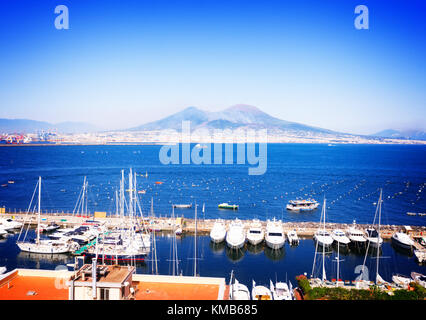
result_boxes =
[0,0,425,134]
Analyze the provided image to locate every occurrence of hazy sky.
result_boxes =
[0,0,425,134]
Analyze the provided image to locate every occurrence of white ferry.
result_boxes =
[286,199,319,211]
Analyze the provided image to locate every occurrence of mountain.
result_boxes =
[129,104,336,134]
[0,118,100,134]
[372,129,426,140]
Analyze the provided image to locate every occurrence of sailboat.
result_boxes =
[359,189,390,287]
[313,199,333,248]
[311,197,332,284]
[85,169,150,262]
[17,177,78,254]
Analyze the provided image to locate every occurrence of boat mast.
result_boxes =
[151,197,158,275]
[120,170,125,220]
[36,176,41,244]
[376,189,382,284]
[194,203,197,277]
[322,198,326,283]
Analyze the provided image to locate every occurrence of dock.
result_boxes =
[2,211,426,239]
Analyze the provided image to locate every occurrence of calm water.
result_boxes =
[1,231,425,285]
[0,144,425,284]
[0,144,425,225]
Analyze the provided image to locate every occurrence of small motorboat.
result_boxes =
[287,230,300,245]
[0,266,6,275]
[270,280,293,300]
[173,204,192,209]
[246,219,264,246]
[252,280,272,300]
[209,219,226,243]
[391,232,415,250]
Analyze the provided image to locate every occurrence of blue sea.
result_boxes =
[0,143,425,285]
[0,144,425,225]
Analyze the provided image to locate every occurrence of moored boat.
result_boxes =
[246,219,264,246]
[209,219,226,243]
[265,218,285,250]
[225,219,245,249]
[229,273,250,300]
[391,232,415,250]
[346,220,367,248]
[331,229,351,246]
[287,229,299,245]
[270,280,293,300]
[251,280,272,300]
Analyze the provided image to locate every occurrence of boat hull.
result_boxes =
[17,242,70,254]
[247,237,263,246]
[265,238,284,250]
[391,237,413,250]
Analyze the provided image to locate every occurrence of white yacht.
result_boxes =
[210,219,226,243]
[346,221,367,247]
[365,228,383,248]
[287,229,299,245]
[225,219,245,249]
[246,219,264,246]
[391,232,415,250]
[252,280,272,300]
[270,280,293,300]
[314,230,334,247]
[331,229,351,246]
[286,199,319,211]
[265,218,285,250]
[229,278,251,300]
[0,218,23,231]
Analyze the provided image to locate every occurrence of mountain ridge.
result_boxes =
[129,104,337,134]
